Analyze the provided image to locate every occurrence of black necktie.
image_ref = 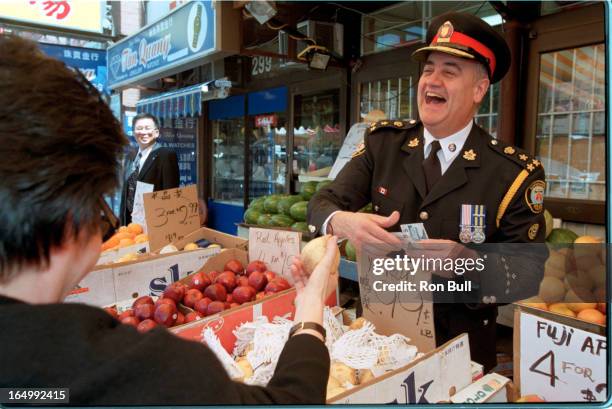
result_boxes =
[126,152,142,214]
[423,140,442,193]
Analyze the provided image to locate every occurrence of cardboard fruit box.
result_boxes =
[167,227,248,253]
[170,247,337,351]
[327,333,472,404]
[65,247,220,307]
[96,241,150,266]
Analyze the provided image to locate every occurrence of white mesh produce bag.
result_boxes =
[323,306,345,349]
[232,316,270,357]
[330,322,379,369]
[201,328,242,380]
[370,333,419,371]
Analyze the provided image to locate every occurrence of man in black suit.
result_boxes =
[120,113,180,225]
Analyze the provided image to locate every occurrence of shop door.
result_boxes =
[208,95,246,234]
[523,4,606,235]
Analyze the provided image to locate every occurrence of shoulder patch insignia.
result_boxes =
[528,223,539,240]
[525,180,545,213]
[369,119,418,134]
[352,142,366,158]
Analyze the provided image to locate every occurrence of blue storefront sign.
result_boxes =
[107,0,215,89]
[39,43,108,94]
[159,117,198,186]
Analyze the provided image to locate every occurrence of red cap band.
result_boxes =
[432,31,496,78]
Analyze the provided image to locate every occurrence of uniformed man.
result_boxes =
[308,12,547,372]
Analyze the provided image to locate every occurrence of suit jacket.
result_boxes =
[0,295,330,405]
[308,120,547,371]
[120,145,180,225]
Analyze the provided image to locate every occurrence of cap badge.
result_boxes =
[437,21,454,43]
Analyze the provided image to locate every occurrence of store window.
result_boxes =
[209,95,246,205]
[294,90,341,176]
[248,113,288,199]
[474,83,500,137]
[534,44,605,202]
[360,77,417,120]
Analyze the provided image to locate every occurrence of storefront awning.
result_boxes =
[136,80,231,119]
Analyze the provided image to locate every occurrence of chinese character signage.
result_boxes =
[39,43,108,94]
[159,117,198,186]
[0,0,104,33]
[107,1,216,89]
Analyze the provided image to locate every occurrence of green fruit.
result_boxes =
[345,241,356,262]
[300,181,318,200]
[244,209,261,225]
[271,214,294,228]
[278,195,304,217]
[264,195,281,214]
[257,213,274,227]
[544,209,553,238]
[547,228,579,244]
[316,180,332,191]
[249,201,265,213]
[289,201,308,222]
[291,222,309,234]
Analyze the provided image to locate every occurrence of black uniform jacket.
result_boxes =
[308,120,547,370]
[119,145,180,225]
[0,295,329,405]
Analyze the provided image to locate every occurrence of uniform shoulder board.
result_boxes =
[488,139,542,173]
[368,119,419,134]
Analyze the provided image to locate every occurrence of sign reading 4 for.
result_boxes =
[107,1,216,89]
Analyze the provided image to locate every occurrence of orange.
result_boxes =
[134,233,148,244]
[118,238,135,248]
[101,236,120,251]
[118,226,129,233]
[127,223,143,235]
[112,231,134,241]
[577,309,606,325]
[548,303,576,317]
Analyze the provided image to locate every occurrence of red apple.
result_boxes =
[265,279,290,294]
[246,260,267,276]
[189,271,211,291]
[134,303,155,321]
[132,295,154,308]
[224,259,244,275]
[185,311,202,323]
[174,311,185,326]
[155,297,177,309]
[263,271,276,282]
[163,282,186,303]
[121,316,140,327]
[232,286,256,304]
[208,270,221,282]
[194,297,212,315]
[274,277,291,290]
[137,319,157,333]
[207,301,226,316]
[183,288,204,308]
[103,307,118,319]
[248,271,268,291]
[237,276,250,287]
[118,309,135,321]
[154,303,178,327]
[215,271,237,292]
[204,283,227,302]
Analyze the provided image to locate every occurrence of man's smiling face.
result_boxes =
[417,52,489,138]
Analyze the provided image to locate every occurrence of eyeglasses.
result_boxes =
[98,197,119,241]
[134,126,158,132]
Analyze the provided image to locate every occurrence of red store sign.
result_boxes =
[255,114,278,128]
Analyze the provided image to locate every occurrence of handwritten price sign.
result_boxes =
[248,228,301,283]
[143,185,200,252]
[519,312,607,402]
